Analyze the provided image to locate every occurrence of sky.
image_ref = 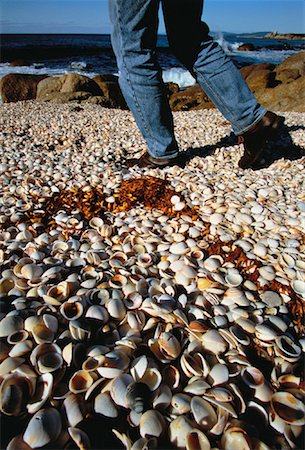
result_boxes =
[1,0,304,35]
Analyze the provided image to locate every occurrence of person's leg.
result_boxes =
[108,0,178,160]
[162,0,267,136]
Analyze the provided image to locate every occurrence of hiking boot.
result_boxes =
[238,111,285,169]
[125,151,189,169]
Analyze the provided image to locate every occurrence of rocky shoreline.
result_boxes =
[1,51,305,112]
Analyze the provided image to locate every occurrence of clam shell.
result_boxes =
[0,315,23,338]
[169,416,193,448]
[23,407,62,448]
[220,426,252,450]
[68,427,91,450]
[69,370,93,394]
[225,269,243,287]
[241,367,265,388]
[186,430,211,450]
[139,410,165,438]
[291,279,305,296]
[27,373,53,414]
[191,396,217,430]
[94,391,118,417]
[63,393,87,427]
[271,391,305,425]
[0,374,31,416]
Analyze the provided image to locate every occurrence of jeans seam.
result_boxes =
[195,68,245,134]
[115,0,158,156]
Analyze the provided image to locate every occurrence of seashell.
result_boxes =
[63,393,87,427]
[210,213,223,225]
[0,315,23,337]
[23,407,62,448]
[126,382,152,413]
[32,322,55,344]
[30,343,63,374]
[208,363,229,386]
[258,265,276,281]
[220,426,252,450]
[186,429,211,450]
[0,356,25,377]
[153,384,172,410]
[20,263,43,280]
[85,305,109,322]
[184,380,210,395]
[201,330,228,354]
[222,287,249,306]
[139,410,165,438]
[131,437,158,450]
[110,373,133,408]
[253,243,267,258]
[203,256,222,272]
[89,217,104,230]
[241,367,265,388]
[109,275,127,289]
[255,324,278,342]
[191,396,217,430]
[173,201,186,211]
[7,330,29,344]
[169,242,188,255]
[107,298,126,320]
[260,291,282,307]
[69,319,92,342]
[6,435,33,450]
[94,391,118,417]
[271,391,305,426]
[157,331,181,360]
[169,416,193,448]
[68,427,91,450]
[60,300,84,321]
[8,340,33,357]
[69,370,93,394]
[225,269,243,287]
[181,352,209,378]
[291,279,305,296]
[274,335,302,362]
[27,373,53,414]
[0,374,32,416]
[171,393,191,414]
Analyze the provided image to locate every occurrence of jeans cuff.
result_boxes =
[234,108,268,136]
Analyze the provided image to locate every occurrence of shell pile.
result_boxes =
[0,101,305,450]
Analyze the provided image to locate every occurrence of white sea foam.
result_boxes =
[162,68,196,87]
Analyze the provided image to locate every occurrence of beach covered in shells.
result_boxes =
[0,101,305,450]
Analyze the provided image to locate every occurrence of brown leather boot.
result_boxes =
[238,111,285,169]
[125,151,189,169]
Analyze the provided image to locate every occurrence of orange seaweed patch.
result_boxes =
[112,176,199,219]
[22,176,199,229]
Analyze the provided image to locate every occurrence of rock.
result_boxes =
[93,75,127,109]
[9,59,30,67]
[274,51,305,81]
[37,77,65,99]
[240,63,275,80]
[37,91,92,103]
[245,68,278,92]
[0,73,48,103]
[169,84,214,111]
[165,82,180,96]
[238,43,256,51]
[264,32,305,40]
[275,68,301,84]
[60,74,102,95]
[256,76,305,112]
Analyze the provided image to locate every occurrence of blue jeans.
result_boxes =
[109,0,267,160]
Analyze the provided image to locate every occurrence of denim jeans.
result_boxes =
[109,0,267,160]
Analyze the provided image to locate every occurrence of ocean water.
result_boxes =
[0,33,304,88]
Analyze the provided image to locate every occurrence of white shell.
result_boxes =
[23,408,62,448]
